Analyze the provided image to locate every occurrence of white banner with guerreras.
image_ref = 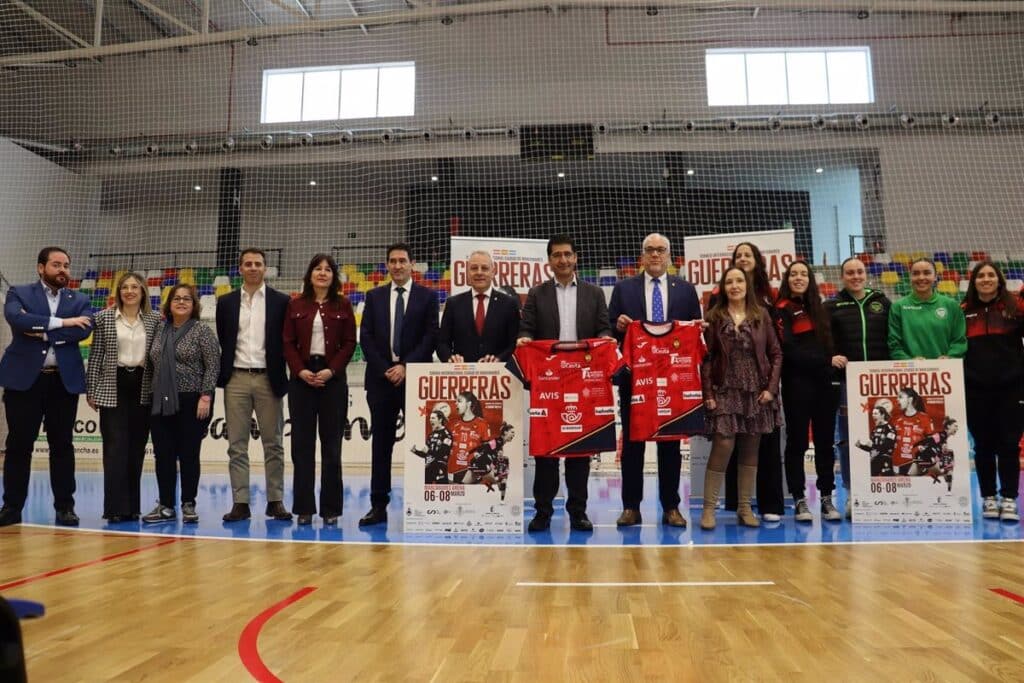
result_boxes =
[450,236,550,297]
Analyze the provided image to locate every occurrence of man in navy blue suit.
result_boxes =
[359,242,439,526]
[437,251,519,363]
[608,233,701,528]
[0,247,93,527]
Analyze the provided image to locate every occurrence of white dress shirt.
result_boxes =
[310,309,326,356]
[115,310,147,367]
[234,283,267,369]
[554,276,578,342]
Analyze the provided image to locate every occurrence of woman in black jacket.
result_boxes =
[962,261,1024,522]
[776,260,841,523]
[825,257,891,518]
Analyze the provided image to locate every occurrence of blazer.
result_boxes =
[282,296,357,378]
[215,286,291,397]
[149,320,221,399]
[86,307,161,408]
[0,282,92,393]
[360,282,439,401]
[437,288,520,362]
[518,278,612,342]
[701,310,783,401]
[607,273,702,345]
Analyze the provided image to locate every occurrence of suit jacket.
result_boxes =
[282,296,357,378]
[360,282,439,402]
[437,289,520,362]
[518,278,612,342]
[608,273,702,346]
[215,286,291,397]
[0,282,92,393]
[86,307,161,408]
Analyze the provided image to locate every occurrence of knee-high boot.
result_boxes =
[701,468,726,530]
[737,465,761,527]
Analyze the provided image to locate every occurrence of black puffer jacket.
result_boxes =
[825,288,891,363]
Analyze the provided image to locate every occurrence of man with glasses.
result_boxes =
[0,247,92,527]
[608,233,701,528]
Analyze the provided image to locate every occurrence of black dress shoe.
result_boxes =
[0,506,22,527]
[297,514,313,526]
[107,515,125,524]
[527,513,551,532]
[56,509,80,527]
[569,513,594,532]
[358,507,387,527]
[222,503,251,522]
[265,501,293,521]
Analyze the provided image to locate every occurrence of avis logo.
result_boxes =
[636,377,655,387]
[538,392,560,400]
[561,405,583,424]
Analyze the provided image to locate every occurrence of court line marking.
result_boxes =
[516,580,775,587]
[0,538,178,591]
[991,588,1024,606]
[14,522,1024,550]
[238,586,317,683]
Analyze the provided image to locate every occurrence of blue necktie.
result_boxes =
[393,287,405,357]
[651,278,664,322]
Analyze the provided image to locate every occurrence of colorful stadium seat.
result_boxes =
[880,271,900,286]
[936,281,959,296]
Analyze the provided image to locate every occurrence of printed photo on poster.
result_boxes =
[404,363,524,534]
[846,360,972,524]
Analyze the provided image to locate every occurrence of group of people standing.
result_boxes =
[0,238,1020,531]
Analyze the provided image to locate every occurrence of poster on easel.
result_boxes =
[403,362,524,534]
[846,359,972,524]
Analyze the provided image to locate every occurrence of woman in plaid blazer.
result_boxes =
[85,272,160,523]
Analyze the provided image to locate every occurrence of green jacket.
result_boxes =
[887,292,967,359]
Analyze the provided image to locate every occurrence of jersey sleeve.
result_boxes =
[508,344,533,388]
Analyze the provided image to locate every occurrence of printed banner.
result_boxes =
[450,236,550,297]
[403,362,524,534]
[682,229,796,308]
[846,359,972,524]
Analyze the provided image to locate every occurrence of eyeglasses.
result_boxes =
[643,247,668,255]
[171,296,193,303]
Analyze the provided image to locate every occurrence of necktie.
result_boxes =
[393,286,405,358]
[651,277,664,322]
[475,293,486,336]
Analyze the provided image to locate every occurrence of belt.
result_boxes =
[234,367,267,374]
[40,366,60,374]
[118,365,142,373]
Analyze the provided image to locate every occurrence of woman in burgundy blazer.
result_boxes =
[282,254,357,526]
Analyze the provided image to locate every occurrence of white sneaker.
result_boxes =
[182,502,199,524]
[794,498,813,523]
[982,496,1000,519]
[999,498,1019,523]
[762,513,781,522]
[142,502,175,524]
[820,496,841,522]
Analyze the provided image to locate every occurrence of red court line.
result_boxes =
[238,586,318,683]
[0,538,178,591]
[991,588,1024,606]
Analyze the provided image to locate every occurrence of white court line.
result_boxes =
[516,580,775,587]
[593,524,657,528]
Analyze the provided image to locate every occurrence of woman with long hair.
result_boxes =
[775,260,842,522]
[411,409,453,485]
[144,283,220,524]
[961,261,1024,521]
[888,258,967,360]
[699,267,782,530]
[283,254,357,525]
[855,403,896,476]
[891,387,934,476]
[86,272,161,523]
[448,390,491,484]
[826,257,891,517]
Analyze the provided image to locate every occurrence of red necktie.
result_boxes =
[475,293,486,336]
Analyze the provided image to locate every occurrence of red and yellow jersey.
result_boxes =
[615,320,706,441]
[509,338,618,457]
[892,411,934,467]
[448,416,491,473]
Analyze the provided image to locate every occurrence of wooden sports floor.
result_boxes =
[4,467,1024,681]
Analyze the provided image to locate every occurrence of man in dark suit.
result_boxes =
[518,234,612,533]
[359,242,439,526]
[216,248,293,522]
[437,250,519,363]
[0,247,92,527]
[608,232,702,529]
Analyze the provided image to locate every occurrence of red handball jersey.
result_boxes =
[509,338,618,457]
[892,411,934,468]
[615,320,707,441]
[448,416,491,474]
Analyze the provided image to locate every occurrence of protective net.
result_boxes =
[1,0,1023,340]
